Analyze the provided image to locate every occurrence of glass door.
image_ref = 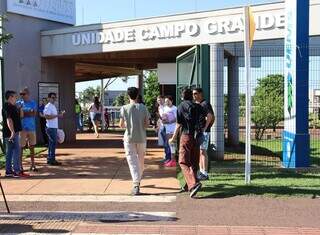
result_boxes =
[176,45,210,104]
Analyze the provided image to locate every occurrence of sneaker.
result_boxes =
[164,160,176,167]
[13,172,30,178]
[160,158,170,163]
[190,182,202,198]
[5,173,13,178]
[197,172,209,181]
[132,185,140,196]
[48,160,62,166]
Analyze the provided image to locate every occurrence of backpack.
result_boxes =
[182,102,206,145]
[194,103,206,145]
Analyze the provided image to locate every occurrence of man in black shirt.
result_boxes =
[2,90,29,178]
[193,88,215,181]
[169,88,205,198]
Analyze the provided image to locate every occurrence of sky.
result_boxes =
[75,0,279,92]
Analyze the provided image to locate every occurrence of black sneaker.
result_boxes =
[5,173,13,178]
[132,185,140,196]
[190,182,202,198]
[48,160,62,166]
[198,172,209,181]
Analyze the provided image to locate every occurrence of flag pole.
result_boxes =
[244,6,252,184]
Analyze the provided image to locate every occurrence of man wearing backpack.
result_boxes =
[193,88,215,180]
[169,88,206,198]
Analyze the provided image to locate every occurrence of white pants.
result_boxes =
[124,142,146,186]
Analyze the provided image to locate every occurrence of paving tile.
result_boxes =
[263,227,300,235]
[230,226,265,235]
[0,179,43,194]
[198,226,229,235]
[28,179,111,195]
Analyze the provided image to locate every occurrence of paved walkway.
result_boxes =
[1,132,320,234]
[0,132,180,195]
[0,222,320,235]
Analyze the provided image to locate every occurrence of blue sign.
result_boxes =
[282,0,310,168]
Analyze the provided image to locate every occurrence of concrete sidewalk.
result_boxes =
[1,221,320,235]
[0,133,180,196]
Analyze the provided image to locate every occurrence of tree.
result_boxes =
[0,16,13,46]
[78,86,101,108]
[239,94,246,117]
[143,71,160,113]
[113,92,129,106]
[252,74,284,140]
[0,15,12,153]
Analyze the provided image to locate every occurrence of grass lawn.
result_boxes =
[198,171,320,198]
[178,169,320,198]
[177,138,320,198]
[224,139,320,167]
[0,147,47,169]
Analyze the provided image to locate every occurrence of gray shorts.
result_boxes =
[200,132,210,150]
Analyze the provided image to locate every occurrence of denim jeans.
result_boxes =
[46,128,57,162]
[160,126,171,161]
[5,133,21,174]
[76,114,83,131]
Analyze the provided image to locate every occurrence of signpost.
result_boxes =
[0,16,10,214]
[283,0,310,168]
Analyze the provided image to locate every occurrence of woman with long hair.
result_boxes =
[89,96,102,138]
[162,95,177,167]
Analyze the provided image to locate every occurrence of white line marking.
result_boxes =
[0,211,176,222]
[1,195,176,203]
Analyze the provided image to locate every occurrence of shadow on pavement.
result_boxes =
[0,224,69,234]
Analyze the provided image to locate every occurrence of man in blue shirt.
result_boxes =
[18,88,38,171]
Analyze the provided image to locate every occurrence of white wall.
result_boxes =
[157,63,176,85]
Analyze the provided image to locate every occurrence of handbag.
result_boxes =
[57,129,65,144]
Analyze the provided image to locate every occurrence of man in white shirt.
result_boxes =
[43,93,64,166]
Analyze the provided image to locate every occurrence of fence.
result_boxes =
[219,45,320,168]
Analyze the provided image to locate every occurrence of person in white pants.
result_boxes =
[119,87,150,195]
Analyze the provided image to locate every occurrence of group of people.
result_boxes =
[2,88,63,178]
[3,85,213,199]
[119,86,214,198]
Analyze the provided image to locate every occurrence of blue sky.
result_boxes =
[75,0,279,92]
[75,0,279,25]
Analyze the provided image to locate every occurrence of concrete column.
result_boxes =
[136,71,144,95]
[41,58,76,142]
[210,44,225,160]
[227,56,240,146]
[100,79,105,131]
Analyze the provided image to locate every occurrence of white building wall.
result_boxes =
[157,63,176,85]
